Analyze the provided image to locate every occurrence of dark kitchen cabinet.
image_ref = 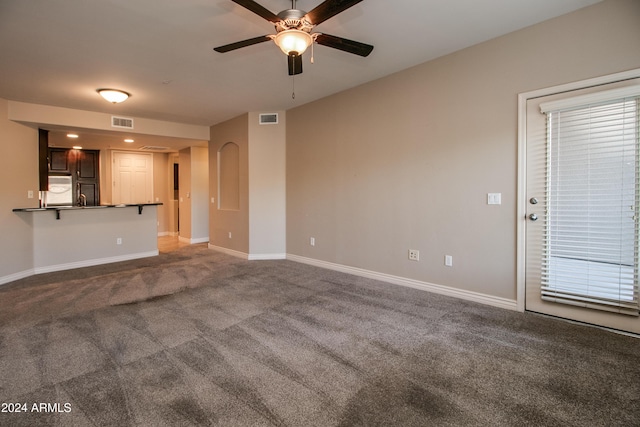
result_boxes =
[76,150,99,206]
[49,148,72,173]
[48,148,100,206]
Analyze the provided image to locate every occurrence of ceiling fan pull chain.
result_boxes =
[292,76,295,99]
[311,41,314,64]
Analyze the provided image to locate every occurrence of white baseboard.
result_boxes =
[191,237,209,244]
[179,236,209,244]
[3,249,518,312]
[207,245,286,261]
[248,253,287,261]
[0,269,35,286]
[286,254,518,311]
[208,244,248,259]
[33,251,159,275]
[0,251,159,286]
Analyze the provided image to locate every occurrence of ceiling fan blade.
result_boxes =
[288,53,303,75]
[214,35,272,53]
[231,0,280,23]
[304,0,363,25]
[315,33,373,57]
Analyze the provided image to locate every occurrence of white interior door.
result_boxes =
[524,79,640,334]
[112,151,153,204]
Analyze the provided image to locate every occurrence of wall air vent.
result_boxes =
[259,113,278,125]
[111,116,134,129]
[139,146,170,151]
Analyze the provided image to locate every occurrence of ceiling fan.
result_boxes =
[214,0,374,75]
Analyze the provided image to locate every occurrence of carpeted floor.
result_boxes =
[0,244,639,426]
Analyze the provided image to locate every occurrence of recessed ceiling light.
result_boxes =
[67,133,79,138]
[72,146,82,150]
[124,138,134,143]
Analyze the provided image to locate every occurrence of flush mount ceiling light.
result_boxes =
[67,133,79,138]
[124,138,134,143]
[97,89,130,104]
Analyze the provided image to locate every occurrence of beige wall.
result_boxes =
[248,112,286,258]
[190,146,210,242]
[0,98,38,283]
[178,147,192,241]
[178,146,210,243]
[8,101,209,140]
[209,114,250,254]
[286,0,640,301]
[208,112,287,258]
[153,153,169,234]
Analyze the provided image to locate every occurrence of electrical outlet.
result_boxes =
[116,237,122,245]
[408,249,419,261]
[27,190,34,199]
[310,237,315,246]
[445,255,453,266]
[228,232,232,239]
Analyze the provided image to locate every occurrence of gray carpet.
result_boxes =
[0,244,638,426]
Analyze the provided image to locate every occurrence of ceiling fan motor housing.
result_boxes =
[276,9,313,33]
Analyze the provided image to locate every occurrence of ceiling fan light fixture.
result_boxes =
[274,30,312,56]
[97,89,130,104]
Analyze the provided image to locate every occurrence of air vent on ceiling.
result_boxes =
[259,113,278,125]
[111,116,134,129]
[139,146,170,151]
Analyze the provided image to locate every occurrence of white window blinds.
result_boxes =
[540,92,640,316]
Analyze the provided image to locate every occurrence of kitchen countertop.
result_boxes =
[13,202,162,212]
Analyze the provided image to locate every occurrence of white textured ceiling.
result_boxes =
[0,0,601,132]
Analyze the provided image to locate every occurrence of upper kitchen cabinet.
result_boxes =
[49,148,72,174]
[47,147,100,206]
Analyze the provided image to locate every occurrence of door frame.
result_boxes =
[516,68,640,313]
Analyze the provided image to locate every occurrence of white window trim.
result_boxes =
[539,85,640,113]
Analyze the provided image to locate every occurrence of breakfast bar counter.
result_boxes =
[13,202,161,217]
[13,203,162,274]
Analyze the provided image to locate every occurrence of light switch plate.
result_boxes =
[487,193,502,205]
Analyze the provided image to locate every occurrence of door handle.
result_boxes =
[529,213,538,221]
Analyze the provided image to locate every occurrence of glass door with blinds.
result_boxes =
[525,78,640,334]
